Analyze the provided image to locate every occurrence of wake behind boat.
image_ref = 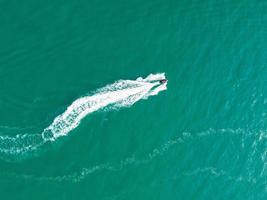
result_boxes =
[0,73,167,157]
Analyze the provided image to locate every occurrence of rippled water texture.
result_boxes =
[0,0,267,199]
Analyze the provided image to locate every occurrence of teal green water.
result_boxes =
[0,0,267,199]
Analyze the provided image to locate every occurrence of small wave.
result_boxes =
[2,128,255,183]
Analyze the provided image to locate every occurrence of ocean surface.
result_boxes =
[0,0,267,199]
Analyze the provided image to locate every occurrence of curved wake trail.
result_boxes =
[0,73,167,157]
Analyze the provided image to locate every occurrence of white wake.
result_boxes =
[0,73,167,156]
[43,73,167,140]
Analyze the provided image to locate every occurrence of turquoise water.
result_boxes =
[0,0,267,199]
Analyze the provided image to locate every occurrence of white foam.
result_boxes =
[43,73,167,140]
[0,73,167,156]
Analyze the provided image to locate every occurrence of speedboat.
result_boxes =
[159,79,167,84]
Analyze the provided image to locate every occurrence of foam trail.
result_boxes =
[43,73,167,140]
[0,73,167,156]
